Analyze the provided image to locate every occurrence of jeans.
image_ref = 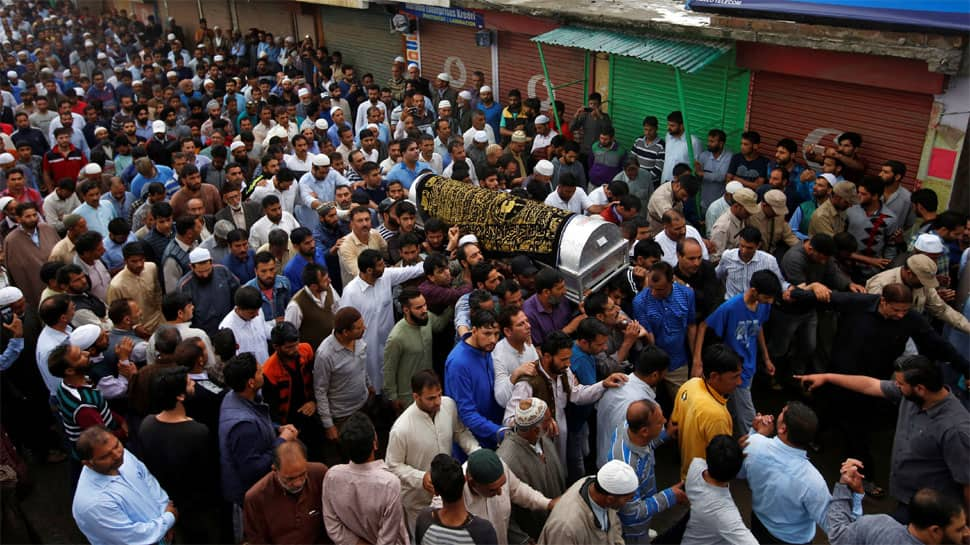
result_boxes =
[727,385,755,438]
[566,423,590,485]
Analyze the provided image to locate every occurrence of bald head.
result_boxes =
[273,439,307,469]
[627,399,659,433]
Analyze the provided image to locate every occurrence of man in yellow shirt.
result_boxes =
[671,343,743,479]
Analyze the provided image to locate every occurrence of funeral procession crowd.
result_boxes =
[0,2,967,545]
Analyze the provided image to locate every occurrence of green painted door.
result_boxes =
[609,50,750,152]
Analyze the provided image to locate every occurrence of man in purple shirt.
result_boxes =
[522,269,584,347]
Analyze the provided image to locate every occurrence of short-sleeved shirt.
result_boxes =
[704,294,770,388]
[880,380,970,505]
[727,154,769,184]
[671,377,732,479]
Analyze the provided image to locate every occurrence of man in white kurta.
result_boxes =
[338,253,424,392]
[218,293,273,363]
[385,379,479,533]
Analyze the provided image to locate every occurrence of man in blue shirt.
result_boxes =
[72,426,178,545]
[693,270,781,437]
[283,227,327,292]
[633,261,695,401]
[386,137,432,190]
[244,251,292,322]
[444,309,503,450]
[223,228,256,284]
[769,138,811,203]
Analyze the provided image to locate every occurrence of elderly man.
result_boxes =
[386,369,479,533]
[538,460,637,545]
[72,427,177,545]
[106,241,164,333]
[750,188,800,256]
[654,209,709,267]
[710,187,757,260]
[809,181,857,237]
[497,398,565,542]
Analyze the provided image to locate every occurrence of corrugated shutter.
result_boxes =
[200,1,232,37]
[747,71,932,183]
[497,32,584,123]
[419,21,492,91]
[236,0,294,38]
[610,50,750,151]
[165,2,201,39]
[320,5,403,80]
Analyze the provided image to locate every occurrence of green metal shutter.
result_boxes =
[610,50,750,152]
[321,5,404,81]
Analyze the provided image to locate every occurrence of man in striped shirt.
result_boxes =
[630,116,665,192]
[415,454,498,545]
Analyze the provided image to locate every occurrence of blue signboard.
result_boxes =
[403,4,485,29]
[686,0,970,31]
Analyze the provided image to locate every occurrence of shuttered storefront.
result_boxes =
[320,5,403,80]
[201,1,232,36]
[497,32,584,123]
[746,71,933,183]
[419,21,493,91]
[610,51,750,150]
[236,1,295,39]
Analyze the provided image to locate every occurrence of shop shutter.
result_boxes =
[747,71,932,183]
[610,51,750,152]
[165,2,201,39]
[320,5,403,81]
[200,1,232,37]
[498,32,584,123]
[419,21,492,91]
[236,0,294,39]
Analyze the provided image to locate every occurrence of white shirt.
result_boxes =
[338,263,425,391]
[385,397,479,533]
[37,325,70,394]
[661,131,702,185]
[283,152,316,174]
[715,248,790,300]
[491,338,538,409]
[248,212,299,249]
[682,458,759,545]
[420,152,443,175]
[462,125,496,148]
[441,157,479,185]
[250,181,299,214]
[283,286,341,329]
[354,100,387,133]
[544,187,591,215]
[587,186,609,207]
[531,129,558,153]
[654,225,709,267]
[218,309,272,363]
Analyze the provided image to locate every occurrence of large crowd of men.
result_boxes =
[0,2,968,544]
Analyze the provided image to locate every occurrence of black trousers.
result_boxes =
[750,512,808,545]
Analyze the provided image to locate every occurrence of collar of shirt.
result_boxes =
[769,435,808,460]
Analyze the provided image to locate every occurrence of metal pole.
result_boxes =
[674,67,700,217]
[583,50,590,100]
[720,64,729,130]
[536,42,560,133]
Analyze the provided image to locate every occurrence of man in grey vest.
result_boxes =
[284,263,338,352]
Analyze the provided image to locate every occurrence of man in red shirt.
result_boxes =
[42,127,87,190]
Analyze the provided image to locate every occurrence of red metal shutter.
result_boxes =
[419,21,492,92]
[747,71,933,186]
[497,32,584,122]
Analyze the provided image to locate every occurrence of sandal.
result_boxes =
[863,480,885,498]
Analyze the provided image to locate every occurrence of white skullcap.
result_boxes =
[82,163,102,175]
[534,114,550,125]
[436,72,450,83]
[458,234,479,247]
[534,159,554,177]
[0,286,23,306]
[437,100,451,109]
[213,54,224,62]
[393,56,405,63]
[5,70,17,79]
[329,106,342,115]
[597,460,639,495]
[725,181,744,194]
[62,69,71,78]
[229,141,246,152]
[0,152,14,164]
[473,130,488,143]
[816,173,837,187]
[132,80,143,86]
[0,196,13,212]
[314,118,329,131]
[914,233,945,254]
[94,126,109,135]
[311,154,331,167]
[407,62,419,70]
[298,88,310,97]
[73,87,84,97]
[258,51,268,58]
[69,324,102,350]
[514,397,548,428]
[281,77,292,84]
[203,79,215,87]
[479,85,491,94]
[152,120,166,133]
[96,52,108,60]
[167,33,176,41]
[84,39,94,47]
[189,247,211,264]
[166,71,178,78]
[458,90,473,100]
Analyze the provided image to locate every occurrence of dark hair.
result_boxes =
[750,270,782,299]
[174,215,196,236]
[333,307,363,334]
[151,201,173,219]
[583,291,610,317]
[667,111,684,124]
[834,232,858,254]
[301,263,327,289]
[227,228,248,246]
[741,131,761,145]
[706,435,743,482]
[211,328,237,362]
[423,252,449,277]
[161,292,192,321]
[702,343,742,378]
[234,286,263,311]
[777,138,797,154]
[541,331,573,357]
[809,233,836,256]
[633,239,663,261]
[47,342,72,378]
[224,352,259,392]
[782,401,818,449]
[642,116,658,128]
[858,175,884,199]
[883,159,906,179]
[650,261,674,283]
[411,369,441,394]
[738,226,762,245]
[269,322,299,347]
[108,298,133,325]
[430,453,465,503]
[534,268,562,293]
[289,226,313,245]
[397,287,424,310]
[357,249,383,273]
[153,366,190,411]
[154,325,182,357]
[470,308,498,329]
[911,189,938,212]
[675,173,700,195]
[838,131,862,148]
[340,412,376,464]
[909,488,964,530]
[39,294,71,327]
[174,338,205,370]
[74,231,103,255]
[576,317,609,343]
[40,262,63,285]
[254,250,276,268]
[894,354,944,392]
[635,345,670,377]
[933,210,968,232]
[607,180,629,198]
[56,263,84,287]
[471,262,495,288]
[708,129,726,142]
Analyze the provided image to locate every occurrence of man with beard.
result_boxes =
[244,251,292,322]
[138,366,221,543]
[170,164,220,217]
[161,216,199,293]
[244,440,329,544]
[769,138,813,202]
[790,173,835,241]
[249,195,299,249]
[522,268,584,347]
[444,309,505,449]
[696,129,734,215]
[178,248,240,336]
[107,241,164,333]
[312,202,349,292]
[261,323,324,457]
[60,264,110,330]
[215,181,262,234]
[3,201,59,308]
[282,228,326,293]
